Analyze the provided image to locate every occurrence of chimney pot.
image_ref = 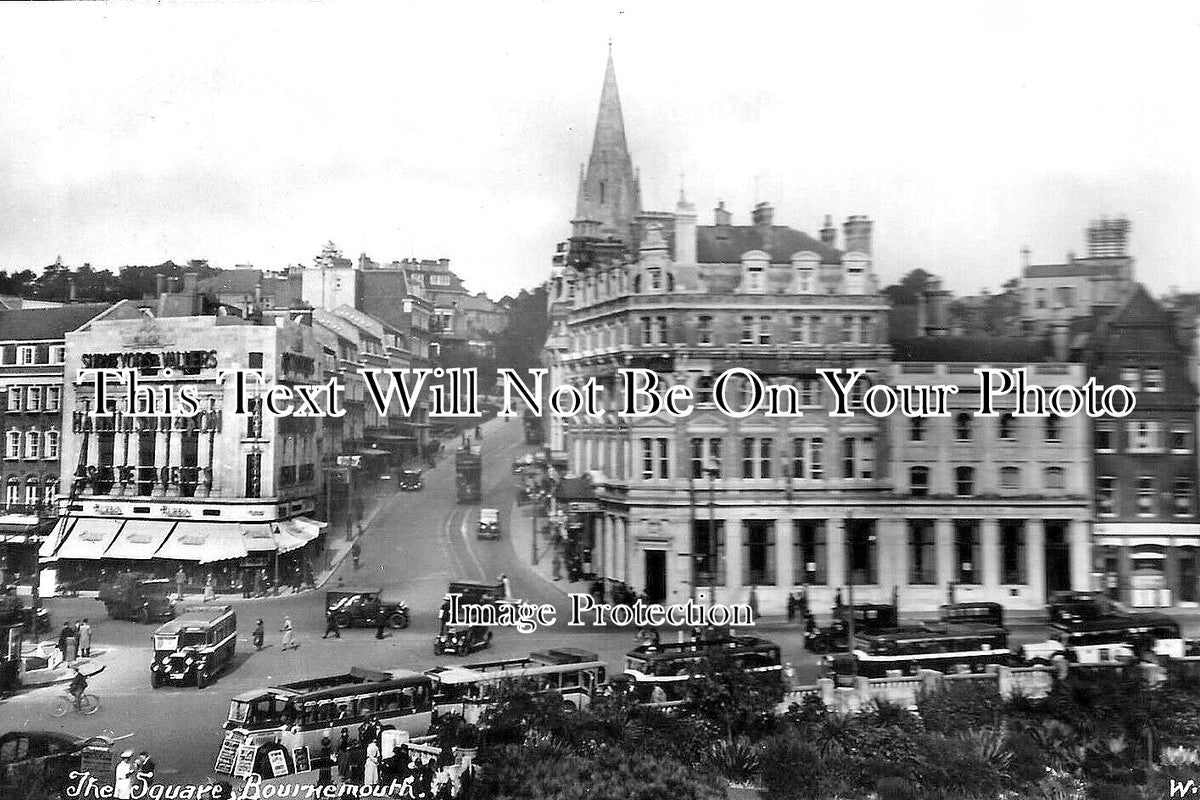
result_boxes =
[714,201,732,227]
[751,202,774,228]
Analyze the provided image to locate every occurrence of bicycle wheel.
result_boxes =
[51,696,71,717]
[80,694,100,715]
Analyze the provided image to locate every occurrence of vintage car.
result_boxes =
[99,574,176,623]
[804,603,899,654]
[0,731,90,792]
[1046,590,1122,624]
[398,470,424,491]
[326,587,410,630]
[447,580,507,606]
[434,624,492,656]
[150,605,237,689]
[477,508,500,540]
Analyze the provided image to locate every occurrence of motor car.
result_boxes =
[477,508,500,539]
[1047,590,1124,624]
[398,470,424,491]
[326,587,410,630]
[98,575,176,623]
[0,731,88,791]
[150,605,237,689]
[447,580,506,605]
[434,624,492,656]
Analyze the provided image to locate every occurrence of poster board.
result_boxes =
[213,739,239,775]
[232,745,257,779]
[292,747,311,774]
[267,749,290,778]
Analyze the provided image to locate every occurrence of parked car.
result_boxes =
[398,470,424,491]
[326,587,410,630]
[98,575,176,623]
[0,731,86,791]
[447,580,506,605]
[434,624,492,656]
[477,508,500,539]
[150,605,237,689]
[1047,590,1123,624]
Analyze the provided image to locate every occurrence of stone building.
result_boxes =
[40,303,327,592]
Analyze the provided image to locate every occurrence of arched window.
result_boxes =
[24,431,40,460]
[24,476,38,506]
[4,477,18,507]
[910,418,925,442]
[43,478,59,506]
[909,466,929,496]
[45,430,60,460]
[955,413,972,442]
[5,430,20,460]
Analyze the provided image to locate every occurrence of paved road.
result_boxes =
[6,416,1200,782]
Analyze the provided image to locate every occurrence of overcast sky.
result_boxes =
[1,1,1198,300]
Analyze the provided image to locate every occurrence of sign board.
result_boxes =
[233,745,258,778]
[568,501,600,513]
[267,749,290,778]
[80,740,112,778]
[213,739,239,775]
[337,455,362,468]
[292,747,311,774]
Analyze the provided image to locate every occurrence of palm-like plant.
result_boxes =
[709,736,762,786]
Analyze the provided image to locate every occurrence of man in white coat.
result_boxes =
[114,750,135,799]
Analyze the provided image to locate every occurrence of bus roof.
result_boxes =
[153,606,234,635]
[627,636,777,660]
[858,624,1004,642]
[269,666,425,697]
[1052,613,1179,633]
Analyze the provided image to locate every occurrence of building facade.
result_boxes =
[1078,285,1200,607]
[41,309,327,592]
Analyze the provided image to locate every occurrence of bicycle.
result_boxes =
[52,692,100,717]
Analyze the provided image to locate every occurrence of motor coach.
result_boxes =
[150,605,236,688]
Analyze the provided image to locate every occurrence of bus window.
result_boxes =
[561,671,580,689]
[414,685,429,709]
[357,696,376,717]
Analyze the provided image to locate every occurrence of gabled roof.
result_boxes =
[0,303,111,341]
[1105,283,1170,328]
[695,225,842,265]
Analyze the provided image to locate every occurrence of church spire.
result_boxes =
[573,46,641,245]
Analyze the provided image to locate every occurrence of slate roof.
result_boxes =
[1024,259,1130,279]
[0,303,111,341]
[695,225,842,265]
[890,336,1054,363]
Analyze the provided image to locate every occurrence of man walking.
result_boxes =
[114,751,135,800]
[175,567,187,601]
[280,616,297,651]
[77,618,93,658]
[252,619,265,650]
[323,610,341,639]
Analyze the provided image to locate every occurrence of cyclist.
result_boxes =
[68,664,105,711]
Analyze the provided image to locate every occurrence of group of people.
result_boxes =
[57,617,93,660]
[788,589,818,634]
[312,717,464,798]
[246,616,297,651]
[113,749,156,799]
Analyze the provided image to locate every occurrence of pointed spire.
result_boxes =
[589,46,630,167]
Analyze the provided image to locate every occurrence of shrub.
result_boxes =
[917,680,1004,735]
[1004,729,1049,786]
[710,736,761,785]
[875,776,919,800]
[759,733,821,800]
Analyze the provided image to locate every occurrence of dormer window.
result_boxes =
[791,251,820,295]
[745,265,764,293]
[739,251,770,294]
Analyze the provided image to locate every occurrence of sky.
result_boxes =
[1,1,1198,300]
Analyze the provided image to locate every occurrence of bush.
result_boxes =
[917,680,1004,735]
[1091,783,1144,800]
[1004,729,1049,786]
[875,776,920,800]
[759,733,821,800]
[709,736,761,785]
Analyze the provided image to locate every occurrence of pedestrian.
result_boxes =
[77,618,92,658]
[241,569,251,599]
[317,737,334,787]
[323,610,341,639]
[499,574,511,600]
[363,739,380,787]
[57,622,72,655]
[134,751,155,794]
[374,614,386,640]
[175,567,187,601]
[352,541,362,571]
[253,569,263,597]
[203,573,216,602]
[782,662,797,690]
[786,591,797,622]
[279,616,297,651]
[252,619,265,650]
[114,750,135,800]
[337,730,352,783]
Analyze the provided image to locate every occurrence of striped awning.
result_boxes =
[157,522,249,564]
[54,518,123,560]
[103,520,176,560]
[39,517,75,560]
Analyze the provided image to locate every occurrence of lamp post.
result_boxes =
[706,461,718,608]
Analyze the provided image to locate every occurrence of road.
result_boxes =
[4,416,1198,782]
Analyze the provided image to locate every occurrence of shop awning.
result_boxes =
[39,517,75,560]
[276,517,325,552]
[241,523,278,553]
[103,520,176,560]
[285,516,326,543]
[54,518,123,560]
[157,522,249,564]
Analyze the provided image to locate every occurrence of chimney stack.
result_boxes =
[1020,246,1031,269]
[713,201,731,227]
[842,215,873,254]
[751,201,774,228]
[820,215,837,248]
[68,277,77,303]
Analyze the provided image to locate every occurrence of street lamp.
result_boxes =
[706,459,718,609]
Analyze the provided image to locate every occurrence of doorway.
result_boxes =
[1044,521,1071,595]
[643,549,667,603]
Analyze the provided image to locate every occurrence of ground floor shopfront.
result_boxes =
[37,497,326,596]
[1094,522,1200,608]
[587,493,1092,614]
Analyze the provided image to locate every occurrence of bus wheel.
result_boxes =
[390,614,409,630]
